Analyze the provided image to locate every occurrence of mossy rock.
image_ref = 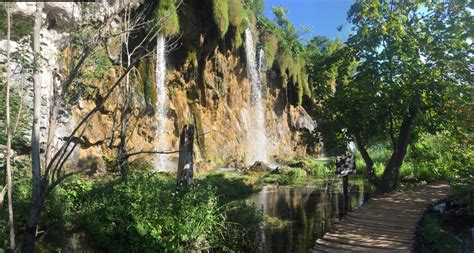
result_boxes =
[262,33,278,69]
[151,0,180,36]
[137,57,157,110]
[212,0,229,38]
[228,0,245,27]
[190,104,207,160]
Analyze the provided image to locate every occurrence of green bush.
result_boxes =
[43,177,93,238]
[0,159,32,250]
[0,4,32,40]
[212,0,229,38]
[80,170,262,252]
[81,172,222,252]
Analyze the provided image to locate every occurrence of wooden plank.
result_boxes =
[311,245,347,253]
[315,239,410,252]
[342,216,416,230]
[325,231,413,244]
[329,226,414,241]
[322,234,410,250]
[331,223,415,238]
[347,213,420,224]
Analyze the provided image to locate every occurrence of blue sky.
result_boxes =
[263,0,354,41]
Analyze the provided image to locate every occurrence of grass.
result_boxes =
[417,213,461,252]
[198,156,336,197]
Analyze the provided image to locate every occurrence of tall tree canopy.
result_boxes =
[314,0,472,193]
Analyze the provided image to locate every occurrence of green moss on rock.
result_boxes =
[137,57,157,109]
[152,0,180,36]
[212,0,229,38]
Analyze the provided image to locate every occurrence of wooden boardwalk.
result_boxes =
[312,183,451,252]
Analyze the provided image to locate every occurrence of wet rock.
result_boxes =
[289,106,316,131]
[237,161,271,174]
[226,159,245,169]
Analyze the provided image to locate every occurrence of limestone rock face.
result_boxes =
[2,1,318,173]
[289,106,316,131]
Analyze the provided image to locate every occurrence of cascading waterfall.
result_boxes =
[155,34,169,170]
[245,28,269,164]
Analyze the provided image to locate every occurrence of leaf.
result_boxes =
[135,223,148,236]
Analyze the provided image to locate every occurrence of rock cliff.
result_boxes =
[1,0,318,173]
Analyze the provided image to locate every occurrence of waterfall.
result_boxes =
[245,28,269,164]
[258,48,266,78]
[155,34,169,170]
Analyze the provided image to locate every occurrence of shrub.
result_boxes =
[212,0,229,38]
[81,172,222,252]
[43,177,93,238]
[0,4,32,40]
[81,170,262,252]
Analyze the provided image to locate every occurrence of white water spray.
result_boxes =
[155,34,169,170]
[245,28,268,164]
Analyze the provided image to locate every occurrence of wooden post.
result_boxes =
[342,175,349,213]
[177,124,195,186]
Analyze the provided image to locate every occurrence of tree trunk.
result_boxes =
[177,124,195,186]
[5,3,16,250]
[355,135,378,187]
[377,105,417,194]
[23,3,44,252]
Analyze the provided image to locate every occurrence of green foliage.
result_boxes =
[258,7,310,105]
[80,170,262,252]
[0,4,32,40]
[82,172,223,251]
[0,159,32,250]
[218,201,263,252]
[418,213,460,252]
[151,0,180,36]
[243,0,264,17]
[200,173,254,201]
[43,177,93,238]
[262,168,308,185]
[212,0,229,38]
[80,48,112,81]
[0,76,29,148]
[306,38,348,101]
[311,0,472,190]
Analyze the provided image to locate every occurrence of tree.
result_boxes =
[22,2,44,251]
[22,3,141,251]
[314,0,472,193]
[4,2,15,250]
[21,1,182,249]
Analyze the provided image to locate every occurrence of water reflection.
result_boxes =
[248,178,366,253]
